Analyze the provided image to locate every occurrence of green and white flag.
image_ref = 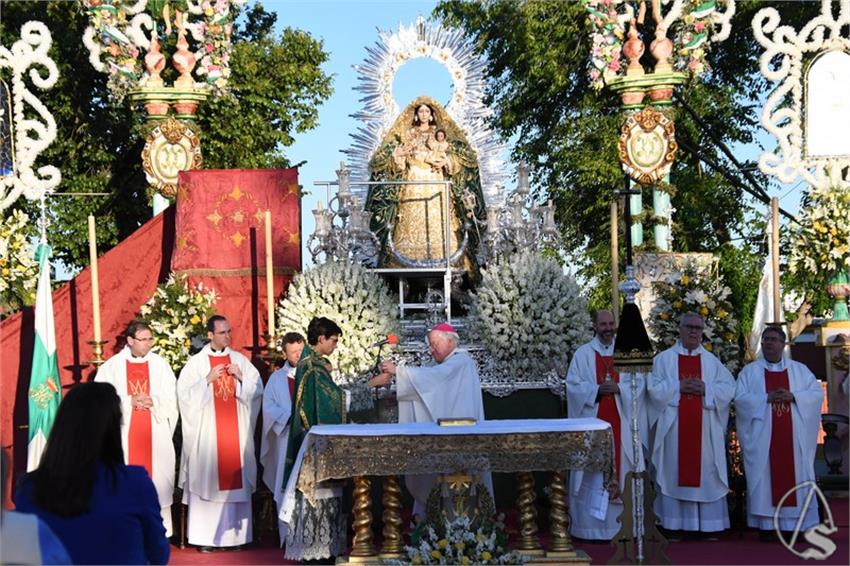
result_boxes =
[26,243,61,471]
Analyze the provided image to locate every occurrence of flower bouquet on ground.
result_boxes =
[388,514,526,566]
[138,273,217,370]
[648,259,740,372]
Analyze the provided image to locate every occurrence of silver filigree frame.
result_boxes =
[343,17,507,206]
[753,0,850,189]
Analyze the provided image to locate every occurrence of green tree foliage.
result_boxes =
[434,0,819,339]
[1,1,332,269]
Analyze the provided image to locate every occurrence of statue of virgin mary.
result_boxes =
[366,96,484,267]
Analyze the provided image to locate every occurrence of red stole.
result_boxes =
[210,355,243,490]
[126,361,153,477]
[594,351,621,478]
[765,369,796,506]
[677,354,703,487]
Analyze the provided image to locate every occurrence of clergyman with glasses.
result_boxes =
[95,320,179,537]
[647,312,736,540]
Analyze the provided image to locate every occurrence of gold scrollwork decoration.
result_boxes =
[618,106,677,186]
[141,117,202,199]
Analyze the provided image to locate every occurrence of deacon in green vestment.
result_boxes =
[282,317,348,561]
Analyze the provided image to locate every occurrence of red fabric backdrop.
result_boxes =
[1,168,301,505]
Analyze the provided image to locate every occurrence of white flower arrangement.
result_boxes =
[469,251,591,376]
[648,259,740,372]
[387,515,526,566]
[788,185,850,278]
[275,260,400,385]
[0,209,39,316]
[137,273,217,369]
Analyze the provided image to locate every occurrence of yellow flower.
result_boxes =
[0,258,6,267]
[455,542,465,551]
[716,308,727,319]
[705,343,713,352]
[437,539,448,549]
[482,551,493,561]
[412,556,422,565]
[699,306,709,316]
[461,557,470,565]
[660,313,670,321]
[672,300,682,310]
[190,314,201,325]
[681,275,690,285]
[430,550,442,559]
[1,268,9,277]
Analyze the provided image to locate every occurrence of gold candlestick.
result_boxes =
[86,339,108,367]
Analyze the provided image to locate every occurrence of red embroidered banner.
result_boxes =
[765,369,796,506]
[594,351,621,478]
[126,361,152,477]
[678,354,703,487]
[172,169,301,358]
[209,355,242,491]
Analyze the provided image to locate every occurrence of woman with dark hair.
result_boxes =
[14,382,170,565]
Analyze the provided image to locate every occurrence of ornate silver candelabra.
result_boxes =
[478,162,559,264]
[307,162,380,264]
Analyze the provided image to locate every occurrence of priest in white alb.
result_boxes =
[178,315,263,552]
[95,320,178,536]
[566,309,647,540]
[735,326,823,533]
[259,331,304,545]
[370,322,489,519]
[648,312,735,536]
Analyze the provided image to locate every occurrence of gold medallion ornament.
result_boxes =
[618,106,677,186]
[141,117,202,198]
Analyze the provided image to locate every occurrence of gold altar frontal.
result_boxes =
[288,419,611,565]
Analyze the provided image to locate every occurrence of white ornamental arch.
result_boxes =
[753,0,850,189]
[343,17,507,206]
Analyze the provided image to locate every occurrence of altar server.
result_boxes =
[735,326,823,533]
[260,331,304,544]
[371,322,488,519]
[566,310,647,539]
[648,312,735,536]
[178,315,263,552]
[95,320,178,536]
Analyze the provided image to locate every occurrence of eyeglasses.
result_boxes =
[130,336,154,342]
[214,330,232,335]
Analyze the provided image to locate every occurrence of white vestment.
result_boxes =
[735,357,822,530]
[396,348,491,514]
[648,342,734,532]
[95,346,178,536]
[260,362,295,545]
[566,337,647,539]
[178,345,263,547]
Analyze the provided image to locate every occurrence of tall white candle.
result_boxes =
[87,215,102,344]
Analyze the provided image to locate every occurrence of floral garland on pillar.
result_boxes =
[647,259,740,372]
[80,0,244,102]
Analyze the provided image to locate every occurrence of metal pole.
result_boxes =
[611,200,619,325]
[444,180,452,323]
[771,197,781,323]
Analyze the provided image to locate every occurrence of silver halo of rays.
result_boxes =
[343,16,508,206]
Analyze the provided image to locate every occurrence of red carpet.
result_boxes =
[169,497,848,565]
